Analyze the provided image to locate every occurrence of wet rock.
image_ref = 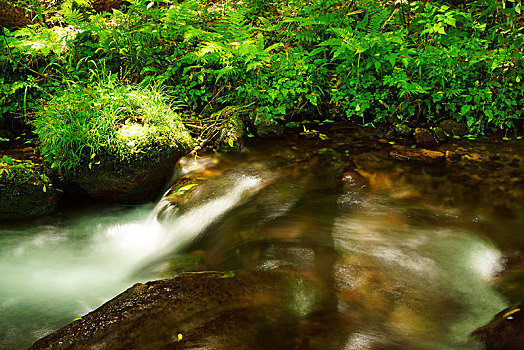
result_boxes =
[0,161,60,220]
[389,148,445,162]
[69,122,194,204]
[30,270,350,350]
[471,304,524,350]
[70,151,185,204]
[248,108,283,137]
[432,127,447,144]
[394,124,413,138]
[440,120,468,137]
[414,128,437,148]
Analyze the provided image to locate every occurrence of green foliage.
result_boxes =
[33,81,189,174]
[0,158,52,195]
[1,0,523,138]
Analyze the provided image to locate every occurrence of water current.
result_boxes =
[1,126,523,349]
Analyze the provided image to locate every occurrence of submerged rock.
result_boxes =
[389,148,446,162]
[471,304,524,350]
[0,160,60,220]
[30,270,350,350]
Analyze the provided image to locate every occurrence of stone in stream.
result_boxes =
[440,119,468,137]
[389,148,446,162]
[67,118,195,204]
[30,270,352,350]
[248,108,284,137]
[414,128,437,148]
[394,123,413,138]
[471,303,524,350]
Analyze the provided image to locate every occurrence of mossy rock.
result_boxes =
[34,84,195,203]
[69,147,192,204]
[0,160,60,220]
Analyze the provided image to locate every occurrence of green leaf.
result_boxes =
[42,185,47,193]
[220,272,236,279]
[177,184,198,193]
[228,139,234,148]
[0,137,9,142]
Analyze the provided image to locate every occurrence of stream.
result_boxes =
[1,125,523,349]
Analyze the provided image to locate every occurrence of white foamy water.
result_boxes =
[0,174,263,350]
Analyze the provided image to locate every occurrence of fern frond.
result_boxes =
[198,41,229,57]
[162,0,200,26]
[60,8,85,26]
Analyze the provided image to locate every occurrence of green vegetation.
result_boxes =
[0,156,59,219]
[33,80,193,173]
[1,0,523,147]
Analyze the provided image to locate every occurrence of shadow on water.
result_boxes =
[2,126,524,349]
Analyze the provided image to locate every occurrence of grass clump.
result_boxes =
[33,82,193,174]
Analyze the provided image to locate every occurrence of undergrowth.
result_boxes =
[1,0,523,138]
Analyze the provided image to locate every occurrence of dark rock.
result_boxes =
[389,148,446,162]
[30,270,349,350]
[471,303,524,350]
[0,162,60,220]
[394,124,413,138]
[69,121,194,204]
[432,127,447,144]
[248,109,283,137]
[414,128,437,148]
[384,129,396,140]
[440,120,468,137]
[70,151,184,204]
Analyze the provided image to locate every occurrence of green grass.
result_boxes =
[33,82,191,174]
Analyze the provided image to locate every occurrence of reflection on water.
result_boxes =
[1,129,524,349]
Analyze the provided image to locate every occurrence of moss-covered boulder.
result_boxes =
[34,84,195,203]
[69,150,189,203]
[0,159,60,220]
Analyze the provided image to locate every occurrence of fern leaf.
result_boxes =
[60,8,85,26]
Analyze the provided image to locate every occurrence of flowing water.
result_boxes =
[1,125,523,349]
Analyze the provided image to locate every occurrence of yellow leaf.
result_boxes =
[517,76,521,83]
[177,184,198,193]
[177,334,183,341]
